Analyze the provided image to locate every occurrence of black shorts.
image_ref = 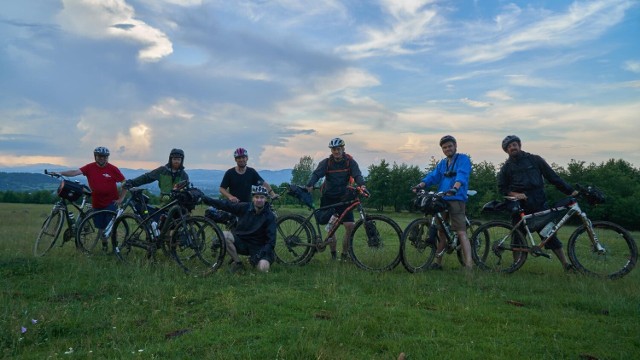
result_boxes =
[320,195,354,223]
[234,237,275,266]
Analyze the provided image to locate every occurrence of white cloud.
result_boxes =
[623,60,640,73]
[56,0,173,62]
[337,0,442,59]
[460,98,492,108]
[485,90,513,101]
[453,0,635,63]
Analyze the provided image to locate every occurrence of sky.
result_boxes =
[1,0,639,173]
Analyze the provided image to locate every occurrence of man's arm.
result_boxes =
[56,169,83,177]
[349,159,366,186]
[129,167,161,187]
[306,159,327,191]
[535,155,574,195]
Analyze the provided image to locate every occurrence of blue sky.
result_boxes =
[1,0,639,172]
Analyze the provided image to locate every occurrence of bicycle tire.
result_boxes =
[567,221,638,280]
[34,210,65,257]
[470,220,527,273]
[112,214,151,265]
[456,219,483,266]
[349,215,402,271]
[274,214,315,265]
[170,216,227,273]
[400,218,436,273]
[76,209,117,255]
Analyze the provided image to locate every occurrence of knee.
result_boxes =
[257,259,270,272]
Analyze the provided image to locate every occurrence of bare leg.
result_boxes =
[457,230,473,269]
[223,231,240,263]
[342,222,355,255]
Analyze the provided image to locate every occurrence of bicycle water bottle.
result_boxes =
[151,221,160,237]
[325,214,338,232]
[69,212,76,229]
[540,222,555,238]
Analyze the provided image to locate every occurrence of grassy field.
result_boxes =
[1,203,639,359]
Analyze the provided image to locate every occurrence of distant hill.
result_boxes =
[0,166,293,195]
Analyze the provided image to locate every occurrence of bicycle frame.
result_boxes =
[296,197,364,250]
[503,197,604,255]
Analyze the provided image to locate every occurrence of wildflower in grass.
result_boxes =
[31,319,38,324]
[64,347,74,354]
[21,326,27,334]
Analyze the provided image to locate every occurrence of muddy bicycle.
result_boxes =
[401,190,482,272]
[471,184,637,279]
[34,170,95,256]
[275,185,402,271]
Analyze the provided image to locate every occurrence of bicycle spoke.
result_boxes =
[401,218,436,273]
[568,221,638,279]
[34,210,64,257]
[113,214,150,266]
[471,221,527,273]
[350,215,402,271]
[275,215,314,265]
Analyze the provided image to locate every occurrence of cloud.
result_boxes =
[337,0,443,59]
[460,98,492,108]
[485,90,513,101]
[453,0,635,64]
[56,0,172,62]
[623,60,640,73]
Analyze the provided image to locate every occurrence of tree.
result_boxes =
[365,160,392,211]
[291,155,315,187]
[389,162,422,212]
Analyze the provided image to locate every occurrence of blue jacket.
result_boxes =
[421,153,472,202]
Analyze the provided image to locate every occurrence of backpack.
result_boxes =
[321,154,355,192]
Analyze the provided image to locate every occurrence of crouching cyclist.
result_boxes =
[203,185,276,273]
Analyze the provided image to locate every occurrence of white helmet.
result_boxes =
[251,185,269,196]
[328,137,345,148]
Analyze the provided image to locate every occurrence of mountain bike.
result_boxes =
[275,185,402,271]
[34,170,95,256]
[471,184,637,279]
[401,190,482,272]
[104,183,226,273]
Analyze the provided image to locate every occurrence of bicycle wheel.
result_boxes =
[112,214,151,265]
[275,214,315,265]
[170,217,227,273]
[76,209,116,254]
[401,218,436,273]
[350,215,402,271]
[456,219,483,267]
[471,220,527,273]
[567,221,638,280]
[34,209,65,256]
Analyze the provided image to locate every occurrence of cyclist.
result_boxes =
[50,146,127,252]
[498,135,578,271]
[306,137,366,261]
[203,185,276,273]
[124,148,189,204]
[412,135,473,270]
[219,147,278,203]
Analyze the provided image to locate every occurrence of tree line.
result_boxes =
[2,157,638,230]
[289,156,640,230]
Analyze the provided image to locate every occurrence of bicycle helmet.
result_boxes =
[251,185,269,196]
[439,135,456,146]
[93,146,110,156]
[501,135,521,152]
[328,137,345,148]
[170,148,184,159]
[233,147,248,158]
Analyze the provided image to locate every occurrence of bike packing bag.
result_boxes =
[57,180,84,201]
[526,209,564,232]
[418,193,447,215]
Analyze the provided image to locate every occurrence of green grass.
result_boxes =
[2,203,639,359]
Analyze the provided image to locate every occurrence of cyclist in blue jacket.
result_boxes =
[413,135,473,270]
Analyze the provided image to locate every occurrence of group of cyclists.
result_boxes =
[50,133,579,273]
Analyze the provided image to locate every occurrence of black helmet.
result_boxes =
[439,135,456,146]
[501,135,521,152]
[251,185,269,196]
[93,146,110,156]
[170,148,185,159]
